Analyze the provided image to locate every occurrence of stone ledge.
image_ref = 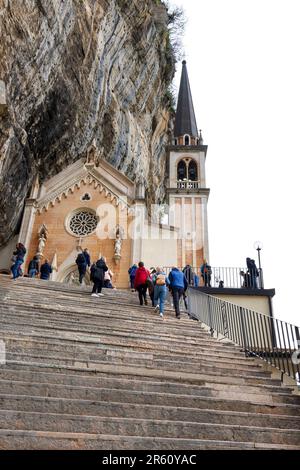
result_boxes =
[193,286,276,297]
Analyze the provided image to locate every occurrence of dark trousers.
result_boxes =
[78,267,86,284]
[137,284,147,305]
[149,291,155,307]
[130,277,135,289]
[202,273,211,287]
[249,271,257,288]
[92,280,103,294]
[172,287,184,316]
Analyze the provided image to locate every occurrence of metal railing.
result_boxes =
[177,180,201,190]
[163,266,264,289]
[188,287,300,382]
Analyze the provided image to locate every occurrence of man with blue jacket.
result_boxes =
[168,267,188,319]
[40,260,52,280]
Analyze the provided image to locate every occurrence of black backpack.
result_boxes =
[92,266,103,281]
[76,253,86,265]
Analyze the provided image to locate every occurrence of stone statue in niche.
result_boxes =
[114,234,122,257]
[36,224,48,257]
[114,225,124,262]
[37,234,46,256]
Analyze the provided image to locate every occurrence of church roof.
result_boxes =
[35,159,135,213]
[174,61,198,138]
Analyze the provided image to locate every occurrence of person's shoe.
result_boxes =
[160,312,164,319]
[144,300,148,305]
[140,302,143,306]
[154,305,159,312]
[176,315,181,319]
[98,293,104,296]
[131,289,135,292]
[91,293,99,297]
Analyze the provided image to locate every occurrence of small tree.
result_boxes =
[163,1,186,61]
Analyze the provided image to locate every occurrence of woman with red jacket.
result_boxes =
[134,261,150,306]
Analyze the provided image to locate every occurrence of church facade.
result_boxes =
[2,62,210,288]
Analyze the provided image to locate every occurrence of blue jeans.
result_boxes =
[28,268,38,278]
[154,285,167,314]
[11,259,23,279]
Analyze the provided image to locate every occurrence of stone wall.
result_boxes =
[0,0,175,247]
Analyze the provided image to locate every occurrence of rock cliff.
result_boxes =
[0,0,175,246]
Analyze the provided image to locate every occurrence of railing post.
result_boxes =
[259,268,264,289]
[207,295,214,336]
[239,306,248,357]
[221,301,229,338]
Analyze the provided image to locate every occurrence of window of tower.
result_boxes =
[184,135,190,146]
[174,138,178,146]
[177,160,187,180]
[188,160,198,181]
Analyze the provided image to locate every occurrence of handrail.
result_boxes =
[188,287,300,382]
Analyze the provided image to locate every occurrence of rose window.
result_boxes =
[68,210,98,236]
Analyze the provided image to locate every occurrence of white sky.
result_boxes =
[171,0,300,326]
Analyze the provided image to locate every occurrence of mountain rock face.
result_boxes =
[0,0,175,246]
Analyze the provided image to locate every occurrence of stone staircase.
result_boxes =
[0,275,299,450]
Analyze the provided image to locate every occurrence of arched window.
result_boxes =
[184,135,190,146]
[188,160,198,181]
[174,138,178,146]
[177,160,187,180]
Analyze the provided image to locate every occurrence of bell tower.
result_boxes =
[167,60,210,268]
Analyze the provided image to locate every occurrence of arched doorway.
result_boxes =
[56,264,91,286]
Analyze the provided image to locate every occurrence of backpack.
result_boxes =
[76,253,86,265]
[156,274,166,286]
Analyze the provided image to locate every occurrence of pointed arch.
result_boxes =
[177,160,187,180]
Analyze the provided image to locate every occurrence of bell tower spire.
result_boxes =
[174,60,199,145]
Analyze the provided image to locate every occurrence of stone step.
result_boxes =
[2,388,298,418]
[0,322,251,360]
[0,303,227,340]
[0,410,299,446]
[4,346,266,376]
[0,378,297,409]
[3,352,274,383]
[2,292,175,313]
[0,368,291,396]
[0,315,253,359]
[1,334,262,366]
[2,341,267,375]
[1,429,299,450]
[4,360,282,387]
[0,289,183,312]
[1,394,298,428]
[0,321,270,366]
[0,328,261,368]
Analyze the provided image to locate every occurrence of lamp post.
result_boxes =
[254,241,264,289]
